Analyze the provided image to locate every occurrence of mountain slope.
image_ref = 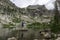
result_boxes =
[0,0,54,37]
[0,0,21,37]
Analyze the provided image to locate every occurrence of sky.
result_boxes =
[10,0,56,10]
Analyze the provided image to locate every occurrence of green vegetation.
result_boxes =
[27,22,41,30]
[12,17,21,23]
[49,2,60,33]
[2,22,15,29]
[27,22,49,31]
[49,20,60,33]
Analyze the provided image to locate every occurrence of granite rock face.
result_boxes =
[0,0,20,15]
[0,0,21,37]
[0,0,55,37]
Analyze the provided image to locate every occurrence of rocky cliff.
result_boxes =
[0,0,54,37]
[0,0,21,37]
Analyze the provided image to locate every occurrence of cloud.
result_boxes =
[10,0,55,9]
[45,3,55,10]
[10,0,35,8]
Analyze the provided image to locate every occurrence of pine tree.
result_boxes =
[50,0,60,33]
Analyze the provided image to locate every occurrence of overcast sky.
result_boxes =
[10,0,56,10]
